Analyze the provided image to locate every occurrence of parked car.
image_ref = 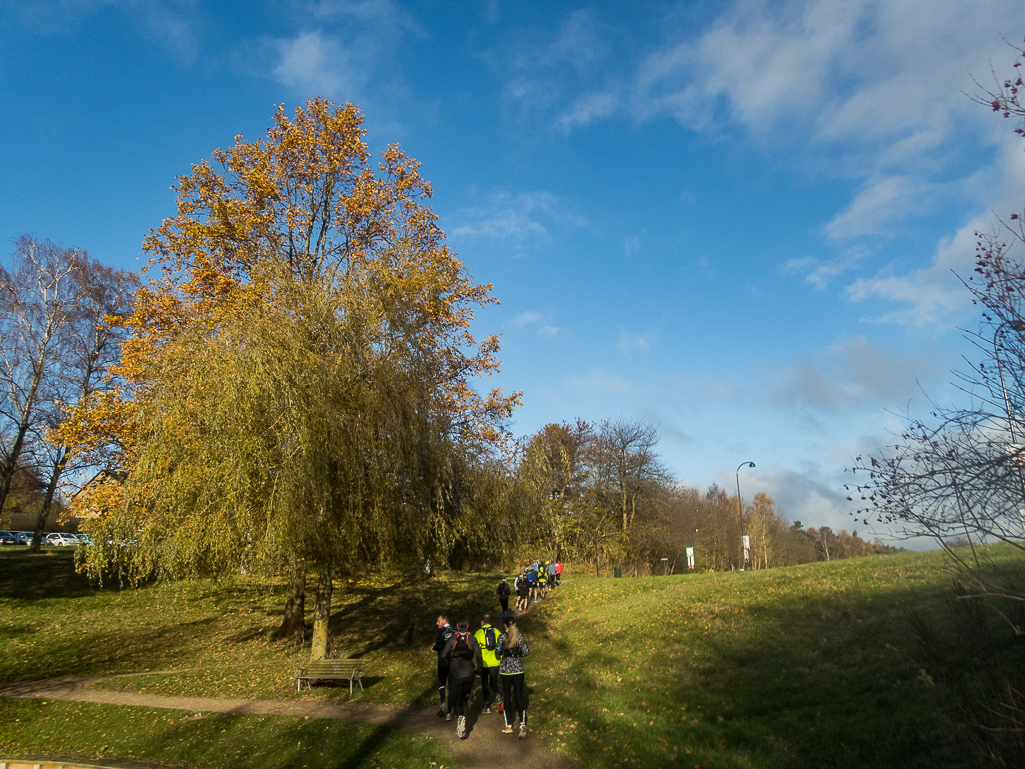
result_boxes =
[43,533,80,547]
[0,530,16,545]
[15,531,34,545]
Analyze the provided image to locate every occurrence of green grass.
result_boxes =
[2,546,1024,768]
[1,699,449,769]
[526,550,1025,768]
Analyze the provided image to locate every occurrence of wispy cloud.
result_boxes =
[623,234,642,257]
[449,190,584,245]
[503,1,1020,327]
[14,0,203,62]
[271,30,351,95]
[616,329,654,354]
[824,175,931,241]
[514,310,558,337]
[263,0,418,112]
[783,246,868,289]
[566,369,636,399]
[764,335,938,409]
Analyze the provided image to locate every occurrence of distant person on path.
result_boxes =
[555,560,562,586]
[515,572,530,612]
[441,617,483,739]
[432,614,455,719]
[497,615,531,738]
[474,614,503,714]
[497,578,511,615]
[547,560,557,589]
[526,567,539,603]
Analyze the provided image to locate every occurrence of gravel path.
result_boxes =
[0,675,577,769]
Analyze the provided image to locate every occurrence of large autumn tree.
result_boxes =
[66,99,519,657]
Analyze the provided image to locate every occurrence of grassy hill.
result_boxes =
[2,546,1023,768]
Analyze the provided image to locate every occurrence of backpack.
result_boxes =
[452,631,474,660]
[483,625,497,651]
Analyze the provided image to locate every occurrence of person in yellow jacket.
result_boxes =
[474,614,503,714]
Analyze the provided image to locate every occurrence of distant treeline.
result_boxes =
[509,419,901,575]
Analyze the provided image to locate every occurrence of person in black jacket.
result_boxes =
[441,617,483,739]
[432,614,455,718]
[497,578,511,615]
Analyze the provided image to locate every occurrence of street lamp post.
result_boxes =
[736,461,755,571]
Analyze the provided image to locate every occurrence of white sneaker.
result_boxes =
[445,711,452,721]
[519,723,527,739]
[456,715,466,739]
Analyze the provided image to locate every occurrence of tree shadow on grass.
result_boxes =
[0,549,95,601]
[1,617,218,684]
[533,571,1002,769]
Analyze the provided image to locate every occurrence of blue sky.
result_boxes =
[3,0,1023,547]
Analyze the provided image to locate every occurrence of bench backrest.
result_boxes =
[305,660,365,676]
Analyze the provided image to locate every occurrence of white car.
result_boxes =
[44,533,80,547]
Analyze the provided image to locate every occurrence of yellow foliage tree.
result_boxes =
[65,99,520,657]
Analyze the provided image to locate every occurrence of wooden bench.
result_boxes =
[294,659,366,694]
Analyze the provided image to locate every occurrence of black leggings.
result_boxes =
[501,672,527,726]
[480,666,499,704]
[449,674,474,717]
[437,663,449,706]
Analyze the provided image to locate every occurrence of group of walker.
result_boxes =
[511,559,561,611]
[433,612,530,740]
[432,560,561,741]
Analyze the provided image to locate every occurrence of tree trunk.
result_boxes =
[30,450,66,554]
[310,566,333,660]
[275,559,307,639]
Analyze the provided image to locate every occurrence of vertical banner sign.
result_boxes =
[686,547,695,570]
[742,535,750,564]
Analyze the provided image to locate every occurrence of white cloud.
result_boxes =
[566,369,636,399]
[844,132,1025,325]
[558,90,620,134]
[142,1,201,64]
[271,30,352,95]
[765,335,939,409]
[449,190,584,244]
[15,0,202,62]
[505,1,1021,327]
[623,234,642,257]
[513,311,559,337]
[545,9,609,73]
[824,175,930,241]
[783,247,867,289]
[616,329,653,354]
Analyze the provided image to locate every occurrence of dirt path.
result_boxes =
[0,675,576,769]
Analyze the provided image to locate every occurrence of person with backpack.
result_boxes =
[515,571,530,612]
[537,562,548,598]
[526,567,539,604]
[441,617,483,739]
[432,614,455,720]
[474,614,503,714]
[496,578,512,615]
[497,615,531,738]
